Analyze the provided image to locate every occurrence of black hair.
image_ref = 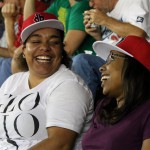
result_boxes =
[99,56,150,124]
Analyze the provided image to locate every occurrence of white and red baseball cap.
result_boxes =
[21,12,64,42]
[93,35,150,71]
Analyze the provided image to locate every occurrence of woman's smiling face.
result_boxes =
[100,50,127,100]
[23,28,63,79]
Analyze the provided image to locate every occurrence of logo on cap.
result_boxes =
[34,14,44,22]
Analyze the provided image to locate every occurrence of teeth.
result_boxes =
[36,56,51,60]
[37,59,50,62]
[101,76,110,81]
[36,56,52,62]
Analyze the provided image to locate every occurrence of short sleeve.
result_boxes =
[45,80,93,133]
[122,0,150,34]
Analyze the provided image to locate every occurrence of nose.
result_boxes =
[40,42,51,51]
[99,64,106,73]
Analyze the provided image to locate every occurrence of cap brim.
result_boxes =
[21,20,64,42]
[93,41,133,61]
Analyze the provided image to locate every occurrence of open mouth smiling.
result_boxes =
[101,75,110,82]
[36,56,52,63]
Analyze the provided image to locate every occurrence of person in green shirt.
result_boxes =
[24,0,96,56]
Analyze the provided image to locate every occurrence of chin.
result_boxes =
[102,90,108,96]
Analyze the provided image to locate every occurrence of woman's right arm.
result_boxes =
[28,127,77,150]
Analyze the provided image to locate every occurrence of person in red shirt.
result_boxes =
[0,0,49,86]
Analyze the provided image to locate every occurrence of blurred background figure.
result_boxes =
[0,0,49,86]
[84,0,149,42]
[24,0,96,56]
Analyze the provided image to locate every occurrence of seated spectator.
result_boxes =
[82,35,150,150]
[0,12,93,150]
[12,0,96,75]
[72,0,150,105]
[0,0,12,86]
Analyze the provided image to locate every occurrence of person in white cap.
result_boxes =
[0,12,93,150]
[82,35,150,150]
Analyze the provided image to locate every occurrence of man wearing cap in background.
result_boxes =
[0,12,93,150]
[82,35,150,150]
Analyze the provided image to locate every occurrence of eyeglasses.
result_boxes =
[106,52,128,64]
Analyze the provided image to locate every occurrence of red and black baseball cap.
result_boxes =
[21,12,64,42]
[93,35,150,71]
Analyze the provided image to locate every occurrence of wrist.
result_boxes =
[4,18,15,24]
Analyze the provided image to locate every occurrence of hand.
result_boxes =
[83,10,101,40]
[88,9,108,26]
[2,3,19,21]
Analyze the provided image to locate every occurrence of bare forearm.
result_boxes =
[4,18,16,56]
[64,30,87,56]
[28,138,72,150]
[103,17,147,37]
[24,0,36,20]
[29,127,76,150]
[2,3,18,56]
[0,47,11,58]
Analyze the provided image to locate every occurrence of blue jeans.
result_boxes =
[0,58,12,86]
[72,54,105,100]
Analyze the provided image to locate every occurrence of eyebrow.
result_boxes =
[29,34,61,39]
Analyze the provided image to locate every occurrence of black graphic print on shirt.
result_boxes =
[0,92,42,149]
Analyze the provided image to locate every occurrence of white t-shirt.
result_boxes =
[102,0,150,44]
[0,65,93,150]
